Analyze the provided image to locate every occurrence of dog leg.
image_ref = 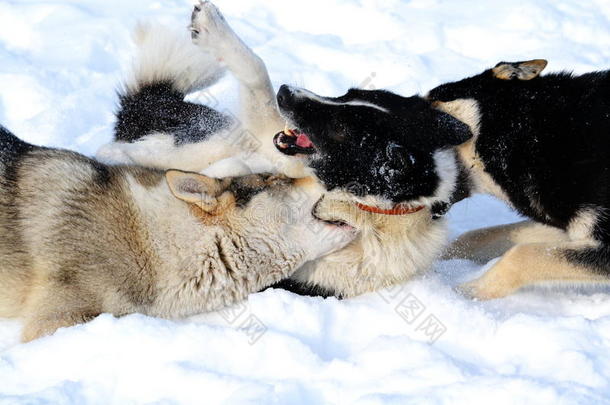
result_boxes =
[189,2,307,176]
[21,286,99,342]
[190,2,283,135]
[443,221,568,263]
[22,311,98,343]
[459,241,609,300]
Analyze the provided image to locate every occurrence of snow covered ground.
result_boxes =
[2,0,610,403]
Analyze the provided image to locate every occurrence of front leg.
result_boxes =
[189,2,308,177]
[190,2,283,133]
[459,241,610,300]
[443,220,568,263]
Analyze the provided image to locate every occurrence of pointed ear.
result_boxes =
[431,109,473,147]
[165,170,223,212]
[492,59,548,81]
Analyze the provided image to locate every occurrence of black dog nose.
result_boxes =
[277,84,294,108]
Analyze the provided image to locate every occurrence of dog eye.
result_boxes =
[329,130,345,142]
[386,143,406,163]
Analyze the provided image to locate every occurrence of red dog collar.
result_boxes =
[355,202,425,216]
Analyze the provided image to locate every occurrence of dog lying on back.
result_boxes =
[276,60,610,299]
[0,126,354,342]
[97,2,449,298]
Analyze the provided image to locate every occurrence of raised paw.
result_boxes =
[189,1,232,47]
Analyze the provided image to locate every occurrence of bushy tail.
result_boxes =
[113,23,229,143]
[121,22,226,96]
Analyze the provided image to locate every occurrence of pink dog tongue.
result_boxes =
[296,133,313,148]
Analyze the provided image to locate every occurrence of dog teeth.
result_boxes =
[283,124,296,136]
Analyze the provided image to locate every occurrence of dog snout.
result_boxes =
[277,84,295,109]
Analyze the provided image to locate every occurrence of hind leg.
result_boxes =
[443,221,569,263]
[459,241,610,300]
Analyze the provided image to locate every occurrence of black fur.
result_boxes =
[267,279,340,299]
[275,86,471,204]
[276,66,610,277]
[429,70,610,234]
[428,66,610,271]
[227,174,290,208]
[0,125,35,185]
[0,125,34,163]
[115,81,230,144]
[227,179,268,207]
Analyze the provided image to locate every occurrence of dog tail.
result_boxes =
[112,23,229,143]
[121,22,226,97]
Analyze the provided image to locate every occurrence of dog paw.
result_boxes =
[189,1,231,48]
[456,278,513,300]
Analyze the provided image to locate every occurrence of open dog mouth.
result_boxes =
[273,127,316,156]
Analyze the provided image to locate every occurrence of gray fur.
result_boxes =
[0,134,353,341]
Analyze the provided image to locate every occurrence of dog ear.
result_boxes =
[432,109,473,147]
[492,59,548,81]
[166,170,225,212]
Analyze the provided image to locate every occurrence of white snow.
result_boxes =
[2,0,610,403]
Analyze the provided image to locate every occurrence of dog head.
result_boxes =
[273,85,472,209]
[165,170,357,261]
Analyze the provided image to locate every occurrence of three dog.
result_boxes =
[3,1,606,344]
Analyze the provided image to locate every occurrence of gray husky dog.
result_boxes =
[0,126,354,342]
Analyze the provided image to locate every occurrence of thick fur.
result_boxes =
[115,23,229,144]
[272,85,471,296]
[0,127,354,342]
[97,4,303,177]
[429,65,610,239]
[275,59,610,298]
[96,2,451,299]
[275,85,472,206]
[290,194,447,297]
[426,61,610,298]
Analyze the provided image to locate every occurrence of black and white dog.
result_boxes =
[96,1,449,298]
[275,59,610,299]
